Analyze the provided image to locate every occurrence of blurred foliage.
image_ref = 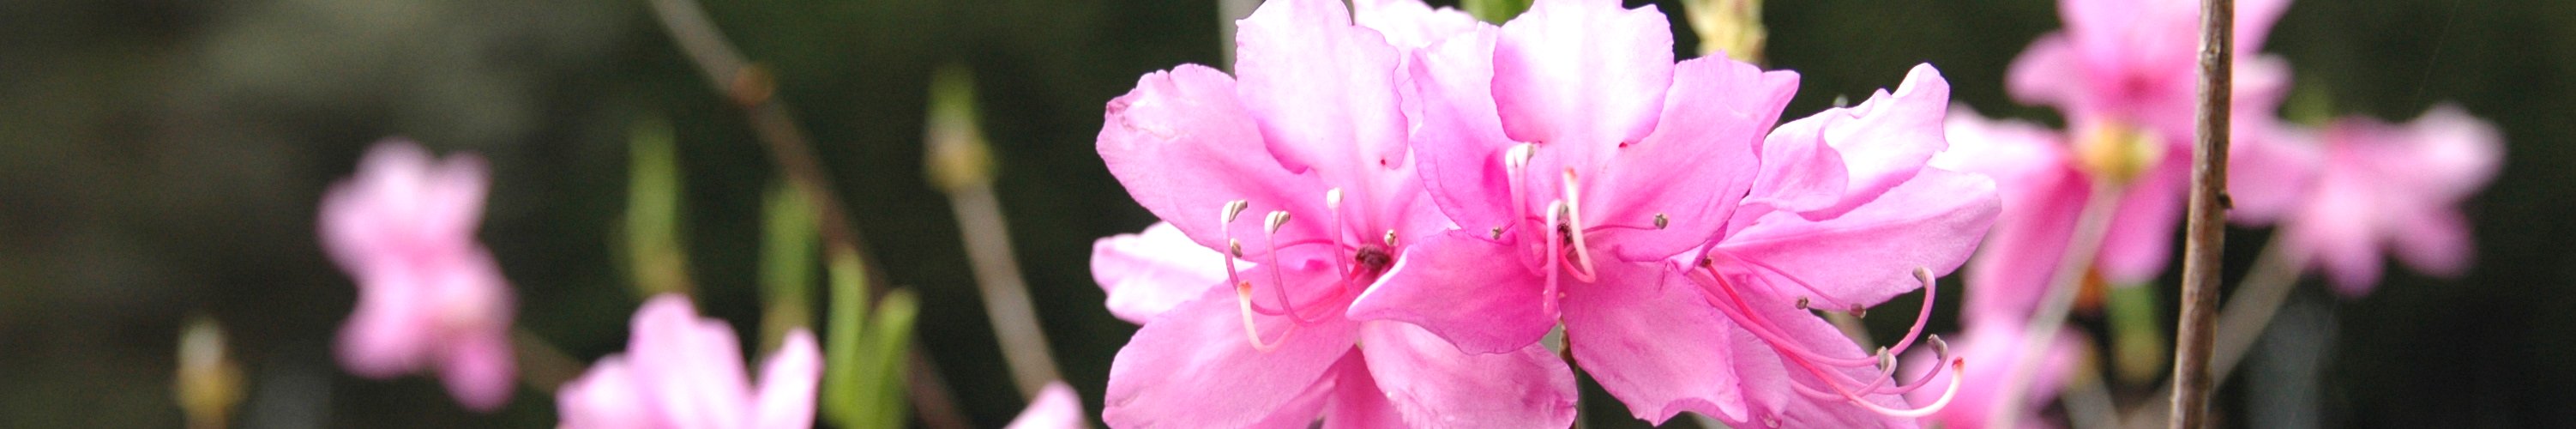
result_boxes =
[1,0,2573,427]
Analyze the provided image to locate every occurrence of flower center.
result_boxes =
[2075,120,2164,184]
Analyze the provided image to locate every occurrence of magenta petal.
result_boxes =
[1346,231,1552,353]
[1588,57,1793,262]
[1755,64,1954,219]
[1234,0,1412,203]
[1935,112,2090,321]
[1357,322,1579,428]
[1718,168,1999,308]
[2095,151,2189,285]
[2226,123,2322,226]
[336,276,432,378]
[1092,222,1231,323]
[1409,26,1522,238]
[752,329,822,429]
[2003,35,2084,116]
[1562,262,1748,424]
[1006,382,1087,429]
[1321,351,1406,429]
[437,329,517,412]
[1491,0,1674,151]
[1103,285,1362,427]
[1098,64,1328,255]
[628,294,755,429]
[556,356,651,429]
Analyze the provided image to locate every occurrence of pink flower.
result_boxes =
[319,139,516,411]
[1901,316,2085,429]
[1999,0,2298,287]
[1091,0,1576,426]
[1346,0,1995,425]
[2283,106,2502,295]
[556,294,822,429]
[1004,382,1086,429]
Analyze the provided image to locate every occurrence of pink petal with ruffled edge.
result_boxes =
[1718,168,1998,309]
[1091,222,1231,323]
[1357,322,1578,428]
[1562,262,1749,424]
[1103,271,1362,428]
[1586,56,1791,262]
[1098,64,1329,257]
[1491,0,1673,157]
[1748,64,1954,219]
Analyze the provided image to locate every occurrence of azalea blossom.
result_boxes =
[2280,106,2502,295]
[556,294,822,429]
[1997,0,2298,289]
[1005,382,1087,429]
[1091,0,1575,426]
[318,139,516,411]
[1342,0,1995,425]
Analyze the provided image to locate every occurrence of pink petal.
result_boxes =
[1103,279,1362,427]
[753,329,822,429]
[1492,0,1674,156]
[2094,149,2189,286]
[336,275,432,378]
[1905,319,2085,429]
[628,294,755,429]
[1233,0,1419,231]
[1345,231,1551,353]
[1357,322,1578,428]
[1562,262,1748,424]
[2226,122,2322,226]
[1587,57,1793,262]
[557,356,653,429]
[1098,64,1329,257]
[1092,222,1232,323]
[2292,168,2385,294]
[1409,26,1526,238]
[2397,106,2506,200]
[2002,35,2084,114]
[436,329,517,412]
[1718,168,1999,308]
[1352,0,1482,50]
[1255,375,1339,428]
[1005,382,1087,429]
[1934,112,2090,321]
[1321,351,1406,429]
[1755,64,1956,218]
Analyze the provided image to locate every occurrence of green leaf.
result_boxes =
[1462,0,1532,24]
[758,182,819,351]
[623,118,691,297]
[820,251,870,426]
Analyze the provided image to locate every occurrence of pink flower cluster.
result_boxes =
[320,139,518,411]
[557,294,822,429]
[1090,0,1998,426]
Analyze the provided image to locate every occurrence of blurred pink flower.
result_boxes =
[318,139,516,411]
[2284,106,2502,295]
[1998,0,2298,287]
[556,294,822,429]
[1091,0,1575,426]
[1004,382,1086,429]
[1343,0,1994,425]
[1902,317,2085,429]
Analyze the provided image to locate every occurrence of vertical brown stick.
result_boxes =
[2170,0,2234,426]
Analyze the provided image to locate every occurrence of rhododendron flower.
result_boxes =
[318,139,516,411]
[2000,0,2297,287]
[2282,106,2502,295]
[1091,0,1575,426]
[1005,382,1086,429]
[1343,0,1996,425]
[1902,316,2085,429]
[556,294,822,429]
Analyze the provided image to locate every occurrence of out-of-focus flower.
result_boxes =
[1345,0,1992,425]
[1091,0,1576,426]
[557,294,822,429]
[1998,0,2297,287]
[1902,316,2085,429]
[2283,106,2502,295]
[318,139,516,411]
[1004,382,1086,429]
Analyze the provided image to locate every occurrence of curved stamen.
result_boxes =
[1689,267,1880,368]
[1260,211,1333,326]
[1324,188,1352,279]
[1688,262,1965,416]
[1502,143,1536,243]
[1234,281,1295,352]
[1559,168,1598,283]
[1540,200,1566,318]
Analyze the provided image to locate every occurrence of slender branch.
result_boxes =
[640,0,966,427]
[2170,0,2236,425]
[2122,237,2304,428]
[1988,181,2125,429]
[945,181,1065,397]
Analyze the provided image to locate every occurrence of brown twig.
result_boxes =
[640,0,967,427]
[2169,0,2234,426]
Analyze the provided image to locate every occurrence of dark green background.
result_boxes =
[1,0,2567,426]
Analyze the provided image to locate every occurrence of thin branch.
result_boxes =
[945,178,1065,397]
[1988,181,2125,429]
[2122,237,2305,429]
[2169,0,2235,425]
[640,0,966,427]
